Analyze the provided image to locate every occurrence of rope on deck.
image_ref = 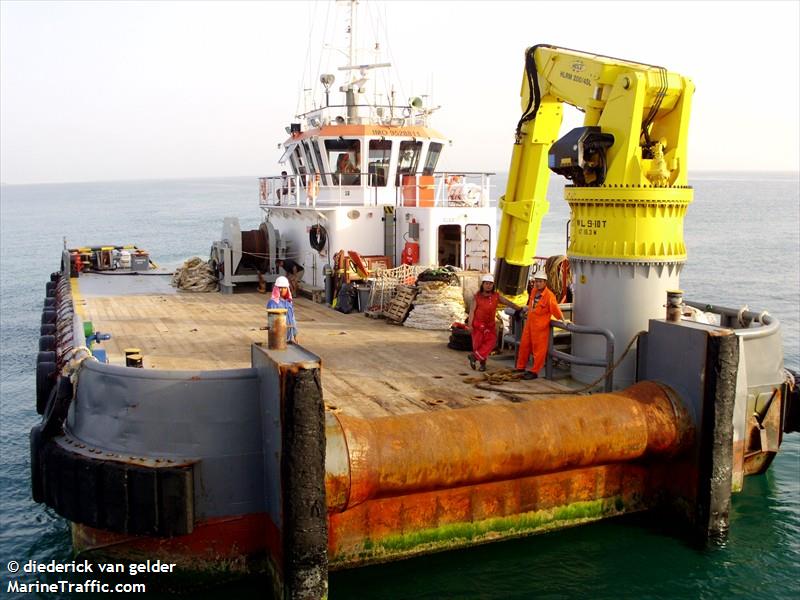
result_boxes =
[467,331,647,396]
[171,257,219,292]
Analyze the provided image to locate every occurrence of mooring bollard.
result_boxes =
[266,308,288,350]
[666,290,684,323]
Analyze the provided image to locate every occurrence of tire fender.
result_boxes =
[30,424,45,503]
[41,377,73,439]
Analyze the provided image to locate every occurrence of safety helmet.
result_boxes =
[480,274,494,283]
[275,276,290,288]
[533,270,548,281]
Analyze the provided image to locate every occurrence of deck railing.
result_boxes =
[258,171,496,210]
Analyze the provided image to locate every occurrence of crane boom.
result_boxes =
[495,44,694,300]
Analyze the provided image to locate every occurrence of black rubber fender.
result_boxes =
[50,272,60,282]
[40,324,56,336]
[43,297,56,308]
[36,359,57,415]
[30,424,45,503]
[37,350,56,364]
[41,309,56,325]
[39,335,56,352]
[46,281,56,297]
[41,377,73,439]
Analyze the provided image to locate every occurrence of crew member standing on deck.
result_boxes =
[277,171,295,204]
[276,258,305,296]
[516,270,564,380]
[466,274,521,372]
[267,276,298,343]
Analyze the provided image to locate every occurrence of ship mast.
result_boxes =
[347,0,357,68]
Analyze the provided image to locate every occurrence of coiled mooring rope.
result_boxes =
[172,257,219,292]
[467,330,647,396]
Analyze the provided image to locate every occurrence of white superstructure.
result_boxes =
[254,0,497,291]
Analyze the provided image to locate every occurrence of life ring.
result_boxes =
[309,224,327,252]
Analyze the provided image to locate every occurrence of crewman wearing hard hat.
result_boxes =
[466,273,522,372]
[267,276,298,343]
[515,270,564,379]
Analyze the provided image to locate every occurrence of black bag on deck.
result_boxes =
[336,283,357,314]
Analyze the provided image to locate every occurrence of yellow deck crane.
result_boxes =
[495,44,694,387]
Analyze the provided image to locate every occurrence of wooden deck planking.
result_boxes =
[77,286,577,416]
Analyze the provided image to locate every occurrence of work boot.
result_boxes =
[468,353,477,370]
[478,362,486,372]
[522,371,538,380]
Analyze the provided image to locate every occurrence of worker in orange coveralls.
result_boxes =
[466,274,522,372]
[516,270,564,380]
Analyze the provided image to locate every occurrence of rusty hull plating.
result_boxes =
[324,381,695,566]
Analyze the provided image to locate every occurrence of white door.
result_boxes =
[464,224,491,271]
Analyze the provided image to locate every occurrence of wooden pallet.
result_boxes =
[384,285,417,323]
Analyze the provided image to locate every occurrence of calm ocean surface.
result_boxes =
[1,172,798,598]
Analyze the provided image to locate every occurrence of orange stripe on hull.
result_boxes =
[71,513,280,571]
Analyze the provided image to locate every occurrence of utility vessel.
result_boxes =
[31,4,798,599]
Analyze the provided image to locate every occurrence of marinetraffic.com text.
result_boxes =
[5,559,177,593]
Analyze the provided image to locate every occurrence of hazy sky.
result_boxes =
[1,0,798,184]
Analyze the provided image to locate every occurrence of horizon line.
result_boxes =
[2,169,799,187]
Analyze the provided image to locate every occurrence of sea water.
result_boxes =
[1,172,798,599]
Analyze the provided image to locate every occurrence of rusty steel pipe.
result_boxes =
[325,381,693,513]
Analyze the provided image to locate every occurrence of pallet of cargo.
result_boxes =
[383,285,417,323]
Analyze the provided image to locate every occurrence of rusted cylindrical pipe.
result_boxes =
[266,309,287,350]
[325,381,693,512]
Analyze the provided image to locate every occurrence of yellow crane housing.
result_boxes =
[495,44,695,386]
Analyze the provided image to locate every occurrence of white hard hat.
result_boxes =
[533,270,548,280]
[275,275,290,288]
[480,274,494,283]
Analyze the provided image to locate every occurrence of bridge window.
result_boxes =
[324,139,361,185]
[311,140,328,185]
[293,146,308,186]
[301,140,317,178]
[423,142,443,176]
[288,152,299,176]
[368,139,392,186]
[396,140,422,186]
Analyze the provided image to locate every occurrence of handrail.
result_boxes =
[546,320,616,392]
[684,300,780,340]
[257,171,497,210]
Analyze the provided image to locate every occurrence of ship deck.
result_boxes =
[72,272,580,418]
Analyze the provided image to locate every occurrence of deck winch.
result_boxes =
[210,217,287,293]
